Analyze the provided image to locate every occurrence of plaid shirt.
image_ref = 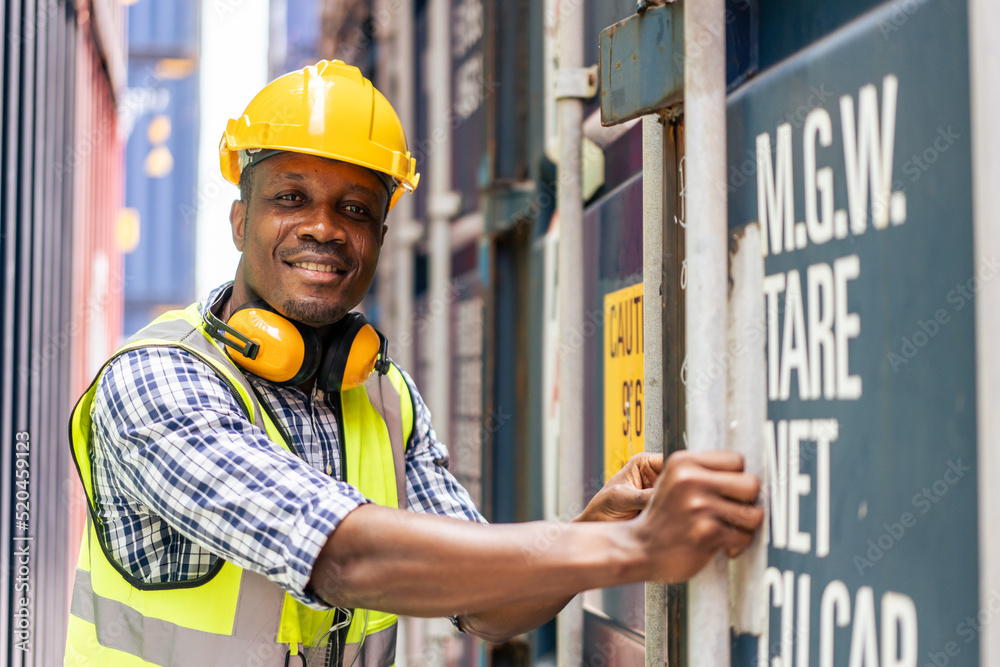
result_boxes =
[88,284,485,609]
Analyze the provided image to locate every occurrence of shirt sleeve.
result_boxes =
[90,346,369,608]
[396,367,487,525]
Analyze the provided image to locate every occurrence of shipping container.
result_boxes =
[0,1,126,665]
[122,0,200,337]
[407,0,1000,662]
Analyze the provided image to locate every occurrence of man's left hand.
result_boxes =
[576,452,663,522]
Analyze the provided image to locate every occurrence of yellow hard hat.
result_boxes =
[219,59,419,210]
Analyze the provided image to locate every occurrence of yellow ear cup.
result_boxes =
[316,313,389,393]
[226,304,320,385]
[341,324,382,390]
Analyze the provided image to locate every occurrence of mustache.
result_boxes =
[279,243,355,270]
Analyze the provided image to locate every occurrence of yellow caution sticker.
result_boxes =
[603,282,644,482]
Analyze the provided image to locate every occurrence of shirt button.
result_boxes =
[325,464,333,476]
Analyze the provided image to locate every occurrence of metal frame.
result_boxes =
[683,0,732,662]
[970,0,1000,664]
[642,112,668,667]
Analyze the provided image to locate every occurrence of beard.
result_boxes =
[278,295,350,327]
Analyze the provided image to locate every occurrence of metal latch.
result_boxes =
[555,65,598,100]
[599,2,684,125]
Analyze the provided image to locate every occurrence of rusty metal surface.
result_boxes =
[599,3,684,126]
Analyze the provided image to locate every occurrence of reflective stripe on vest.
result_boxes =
[65,303,414,667]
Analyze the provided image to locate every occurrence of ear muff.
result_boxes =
[316,313,389,393]
[205,300,321,386]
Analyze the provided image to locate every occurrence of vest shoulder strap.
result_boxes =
[363,371,407,508]
[121,304,268,430]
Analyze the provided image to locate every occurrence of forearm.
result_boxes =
[457,596,573,644]
[454,514,608,642]
[308,504,645,619]
[307,451,764,641]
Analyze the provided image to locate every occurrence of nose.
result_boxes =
[296,203,348,245]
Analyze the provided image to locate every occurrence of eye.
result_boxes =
[274,192,304,203]
[344,203,370,216]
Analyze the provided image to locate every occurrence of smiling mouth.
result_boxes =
[289,261,344,274]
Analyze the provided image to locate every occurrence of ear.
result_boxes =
[230,200,247,251]
[380,223,389,246]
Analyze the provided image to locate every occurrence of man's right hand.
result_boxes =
[309,449,763,643]
[630,450,763,583]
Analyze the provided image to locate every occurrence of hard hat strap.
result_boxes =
[239,148,287,171]
[238,148,399,202]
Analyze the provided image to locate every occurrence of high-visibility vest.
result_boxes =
[64,302,414,667]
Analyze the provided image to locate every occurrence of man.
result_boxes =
[65,60,762,667]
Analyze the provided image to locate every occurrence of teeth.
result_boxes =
[293,262,337,273]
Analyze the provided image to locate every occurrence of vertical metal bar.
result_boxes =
[970,0,1000,665]
[391,220,420,372]
[71,18,89,398]
[683,0,731,663]
[13,1,36,663]
[643,113,667,667]
[425,1,455,662]
[665,119,687,667]
[28,0,51,661]
[0,3,23,663]
[373,23,421,660]
[63,2,83,594]
[726,223,767,642]
[427,0,454,445]
[556,0,585,664]
[40,7,61,662]
[542,0,559,164]
[373,0,398,354]
[44,4,75,660]
[540,0,560,527]
[59,16,79,665]
[52,5,70,659]
[392,0,420,373]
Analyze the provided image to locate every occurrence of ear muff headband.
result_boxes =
[204,306,261,360]
[205,299,320,386]
[317,313,389,393]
